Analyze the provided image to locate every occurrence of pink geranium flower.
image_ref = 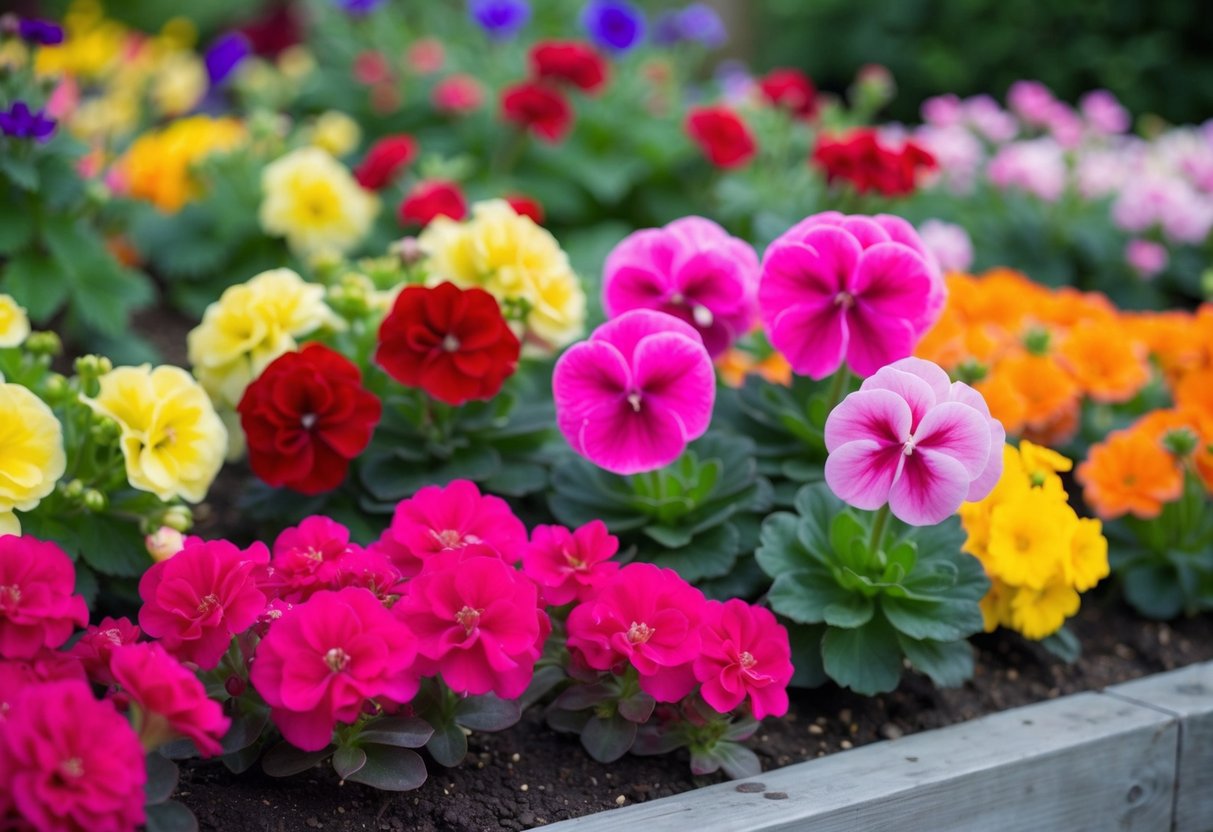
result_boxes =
[553,309,715,475]
[369,480,528,578]
[522,520,620,605]
[329,549,407,602]
[694,600,794,720]
[251,587,419,752]
[268,516,364,602]
[566,563,706,702]
[824,357,1004,525]
[68,616,140,685]
[758,211,945,379]
[110,642,230,756]
[0,535,88,659]
[0,651,88,718]
[0,680,147,831]
[138,539,270,670]
[394,552,543,699]
[602,217,760,357]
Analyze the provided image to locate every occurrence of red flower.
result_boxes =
[354,134,418,190]
[238,343,381,495]
[501,81,573,143]
[685,105,756,169]
[758,68,818,120]
[811,129,938,197]
[504,193,545,224]
[353,51,392,86]
[528,40,608,94]
[376,282,520,406]
[432,74,484,113]
[398,179,467,227]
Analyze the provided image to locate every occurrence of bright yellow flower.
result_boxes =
[87,365,226,503]
[310,111,362,158]
[984,490,1075,590]
[1017,439,1071,497]
[1066,517,1110,592]
[150,52,207,117]
[35,0,125,80]
[0,383,66,512]
[121,116,245,212]
[260,147,378,256]
[0,295,31,348]
[0,511,18,536]
[980,577,1014,633]
[1010,581,1080,640]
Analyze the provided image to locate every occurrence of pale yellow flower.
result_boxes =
[260,147,378,255]
[0,295,31,348]
[0,511,19,536]
[150,52,208,117]
[310,111,361,158]
[87,365,226,503]
[0,383,66,512]
[522,267,586,350]
[277,46,316,82]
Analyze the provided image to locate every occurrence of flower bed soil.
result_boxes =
[177,598,1213,832]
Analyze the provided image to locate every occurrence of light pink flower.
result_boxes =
[824,357,1004,525]
[68,616,140,685]
[602,216,760,357]
[553,309,715,474]
[0,535,88,659]
[987,138,1067,202]
[918,219,973,273]
[1045,101,1084,149]
[251,587,419,752]
[394,553,543,699]
[963,94,1017,143]
[0,680,146,832]
[138,538,269,670]
[522,521,620,605]
[914,124,984,192]
[921,94,963,128]
[757,212,945,380]
[369,479,528,578]
[1007,80,1056,127]
[1080,90,1130,136]
[110,642,230,756]
[268,516,364,602]
[566,563,706,702]
[1125,239,1168,280]
[694,600,793,720]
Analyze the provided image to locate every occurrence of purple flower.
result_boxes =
[204,32,251,86]
[468,0,531,39]
[17,18,64,46]
[581,0,645,52]
[0,102,56,142]
[654,4,726,48]
[333,0,386,14]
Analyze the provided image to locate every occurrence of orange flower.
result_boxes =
[975,372,1027,437]
[995,351,1080,432]
[1176,369,1213,416]
[715,348,792,388]
[1076,429,1184,520]
[1124,311,1205,382]
[1057,320,1150,403]
[1133,407,1213,492]
[1037,287,1116,329]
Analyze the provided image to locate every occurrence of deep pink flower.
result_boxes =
[694,600,793,720]
[329,549,407,602]
[369,479,527,578]
[602,217,760,357]
[251,587,419,752]
[553,310,715,475]
[394,552,543,699]
[0,535,88,659]
[109,642,230,756]
[522,521,620,605]
[0,651,87,718]
[68,616,140,685]
[824,357,1004,525]
[138,538,270,670]
[268,516,364,602]
[0,680,146,832]
[758,211,946,379]
[566,563,706,701]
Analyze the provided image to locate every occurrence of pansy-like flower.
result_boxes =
[501,81,573,143]
[398,179,468,226]
[685,105,756,169]
[603,216,760,357]
[824,357,1004,525]
[0,536,88,660]
[0,102,55,142]
[469,0,531,39]
[694,600,793,720]
[581,0,646,52]
[204,32,251,85]
[266,516,364,602]
[354,134,418,190]
[529,41,609,93]
[553,309,715,475]
[16,18,64,46]
[251,588,418,751]
[758,211,945,379]
[522,520,620,605]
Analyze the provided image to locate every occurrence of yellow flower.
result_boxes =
[522,267,586,351]
[0,511,18,536]
[0,382,66,512]
[1066,517,1110,592]
[1010,581,1080,640]
[35,0,125,80]
[87,365,226,503]
[188,268,334,408]
[1017,439,1071,497]
[150,52,207,117]
[0,295,31,348]
[121,116,246,212]
[310,111,362,158]
[278,46,316,81]
[984,490,1075,590]
[980,577,1015,633]
[260,147,378,256]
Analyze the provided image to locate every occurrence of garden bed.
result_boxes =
[176,598,1212,831]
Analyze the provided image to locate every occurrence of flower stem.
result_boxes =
[868,504,890,555]
[825,367,851,412]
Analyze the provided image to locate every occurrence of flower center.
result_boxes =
[324,647,351,673]
[59,757,84,779]
[455,605,483,634]
[196,593,220,616]
[102,627,123,645]
[0,585,20,611]
[441,334,461,352]
[627,392,642,413]
[433,528,465,549]
[670,292,685,304]
[301,413,317,430]
[303,547,324,562]
[834,291,855,309]
[738,651,757,670]
[626,621,654,645]
[902,437,917,456]
[691,304,714,328]
[563,549,587,571]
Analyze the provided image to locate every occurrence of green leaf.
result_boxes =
[767,565,851,624]
[518,664,566,711]
[755,512,806,577]
[881,595,984,642]
[344,744,428,791]
[1122,563,1186,619]
[144,801,198,832]
[424,719,468,768]
[359,444,501,501]
[795,483,843,558]
[332,745,367,780]
[646,522,740,582]
[74,515,151,577]
[1041,626,1082,663]
[617,691,656,724]
[2,250,70,321]
[356,716,434,748]
[822,594,875,628]
[821,614,904,695]
[896,635,975,688]
[692,740,762,780]
[580,713,637,764]
[0,155,38,191]
[0,193,34,254]
[144,753,179,805]
[785,621,827,688]
[643,523,694,549]
[454,693,522,732]
[261,742,333,777]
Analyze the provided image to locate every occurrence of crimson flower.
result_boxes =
[811,128,937,197]
[685,105,756,169]
[354,134,418,190]
[758,68,818,120]
[398,179,467,227]
[501,80,574,143]
[504,193,545,224]
[528,40,609,93]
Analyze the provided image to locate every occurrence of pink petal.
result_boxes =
[877,357,953,403]
[769,300,847,380]
[856,367,938,433]
[888,448,970,525]
[911,401,993,479]
[823,439,905,511]
[851,243,933,321]
[823,388,912,452]
[946,379,993,416]
[577,397,688,475]
[554,341,632,454]
[838,216,892,248]
[966,420,1006,501]
[593,309,701,364]
[272,702,337,752]
[637,662,699,703]
[632,332,715,442]
[843,309,917,378]
[759,227,862,312]
[672,250,749,314]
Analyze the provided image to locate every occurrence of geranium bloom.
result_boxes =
[266,516,364,602]
[694,600,793,720]
[376,282,521,406]
[394,552,542,698]
[758,68,818,120]
[0,383,65,516]
[138,538,269,670]
[522,520,620,605]
[758,211,946,379]
[238,344,382,495]
[251,588,418,751]
[529,41,608,93]
[370,479,527,578]
[260,146,378,255]
[602,216,760,357]
[0,651,87,715]
[110,642,230,756]
[68,616,140,685]
[685,105,756,169]
[354,134,418,190]
[1058,321,1150,404]
[553,310,715,475]
[824,357,1004,525]
[566,563,706,701]
[812,129,936,197]
[0,536,87,659]
[653,4,726,47]
[0,681,146,831]
[501,81,573,143]
[397,179,468,226]
[581,0,646,52]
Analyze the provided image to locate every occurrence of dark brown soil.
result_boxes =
[178,596,1213,832]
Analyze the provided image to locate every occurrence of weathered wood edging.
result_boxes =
[545,661,1213,831]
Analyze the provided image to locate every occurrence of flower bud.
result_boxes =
[1022,327,1052,356]
[954,358,989,385]
[145,526,186,562]
[1162,427,1199,458]
[24,331,62,357]
[73,354,113,379]
[160,506,194,533]
[61,478,84,499]
[40,373,70,402]
[224,675,247,698]
[82,489,108,513]
[391,236,424,266]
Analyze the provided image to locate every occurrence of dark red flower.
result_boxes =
[685,105,757,169]
[376,282,520,406]
[397,180,467,227]
[811,128,937,197]
[238,343,382,495]
[504,193,545,224]
[354,134,419,190]
[501,81,573,143]
[237,3,302,57]
[758,68,818,120]
[528,41,609,94]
